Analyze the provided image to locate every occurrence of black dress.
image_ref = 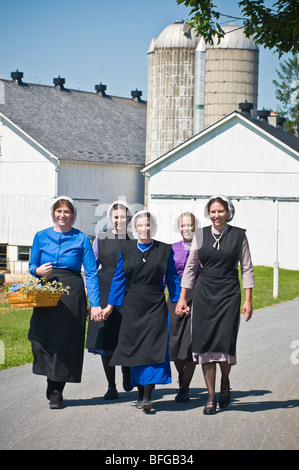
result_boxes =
[109,240,180,368]
[191,225,246,357]
[28,269,87,383]
[86,230,129,353]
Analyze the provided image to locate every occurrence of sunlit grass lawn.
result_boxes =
[0,266,298,371]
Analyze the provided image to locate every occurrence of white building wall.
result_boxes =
[145,117,299,270]
[0,118,145,272]
[58,162,145,238]
[0,118,56,251]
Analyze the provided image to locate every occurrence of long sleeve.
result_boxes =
[238,236,255,289]
[29,232,42,276]
[181,235,200,290]
[165,248,181,302]
[92,237,101,269]
[108,252,127,306]
[82,236,101,307]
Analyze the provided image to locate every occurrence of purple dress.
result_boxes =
[168,240,201,362]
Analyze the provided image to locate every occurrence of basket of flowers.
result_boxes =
[5,270,70,308]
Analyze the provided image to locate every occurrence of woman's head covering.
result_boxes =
[107,200,132,219]
[174,211,200,234]
[50,195,77,225]
[131,210,158,239]
[204,195,235,222]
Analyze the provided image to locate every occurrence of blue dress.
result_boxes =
[28,226,100,383]
[108,240,181,386]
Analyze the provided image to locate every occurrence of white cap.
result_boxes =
[50,195,77,225]
[107,200,132,219]
[131,210,158,239]
[204,195,235,222]
[174,211,200,233]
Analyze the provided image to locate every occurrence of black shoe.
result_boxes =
[104,387,118,400]
[136,400,143,409]
[141,400,154,412]
[175,388,190,402]
[49,391,63,409]
[122,372,133,392]
[203,398,216,415]
[219,387,231,408]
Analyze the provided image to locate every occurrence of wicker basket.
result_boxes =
[6,269,63,308]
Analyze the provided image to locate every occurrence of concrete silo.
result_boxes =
[146,21,199,165]
[194,24,259,132]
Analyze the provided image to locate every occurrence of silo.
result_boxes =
[146,21,199,165]
[195,24,259,131]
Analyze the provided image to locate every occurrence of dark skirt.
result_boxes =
[85,268,122,352]
[192,267,241,357]
[110,285,169,367]
[28,269,87,383]
[168,297,193,362]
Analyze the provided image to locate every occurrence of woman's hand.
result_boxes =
[90,306,103,322]
[35,262,53,277]
[242,288,253,322]
[175,288,190,317]
[101,304,113,320]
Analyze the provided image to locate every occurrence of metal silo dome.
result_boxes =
[154,21,199,49]
[146,22,199,168]
[206,24,258,50]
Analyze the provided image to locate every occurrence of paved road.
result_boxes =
[1,298,299,451]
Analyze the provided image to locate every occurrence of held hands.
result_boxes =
[175,298,190,317]
[90,305,113,322]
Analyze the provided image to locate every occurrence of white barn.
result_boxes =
[142,107,299,270]
[0,74,146,273]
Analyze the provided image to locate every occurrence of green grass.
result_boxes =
[241,265,299,310]
[0,266,298,371]
[0,302,33,370]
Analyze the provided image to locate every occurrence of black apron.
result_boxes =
[85,231,129,351]
[110,240,171,367]
[192,225,246,357]
[28,269,87,383]
[167,286,193,362]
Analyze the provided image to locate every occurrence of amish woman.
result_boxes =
[101,210,181,412]
[28,196,101,409]
[168,212,201,403]
[176,196,254,415]
[86,200,133,399]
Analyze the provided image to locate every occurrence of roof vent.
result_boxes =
[257,109,270,123]
[95,82,107,96]
[276,116,286,130]
[131,89,142,102]
[239,101,253,116]
[11,69,23,84]
[53,76,65,90]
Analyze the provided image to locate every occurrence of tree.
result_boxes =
[177,0,299,56]
[272,55,299,135]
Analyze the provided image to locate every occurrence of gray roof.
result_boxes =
[0,78,147,165]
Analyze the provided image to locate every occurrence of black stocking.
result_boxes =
[101,354,116,388]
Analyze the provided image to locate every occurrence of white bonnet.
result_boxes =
[204,195,235,222]
[107,200,132,218]
[50,195,77,225]
[174,211,200,233]
[131,210,158,239]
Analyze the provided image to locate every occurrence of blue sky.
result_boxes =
[0,0,290,110]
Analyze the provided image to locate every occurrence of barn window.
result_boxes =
[18,246,31,261]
